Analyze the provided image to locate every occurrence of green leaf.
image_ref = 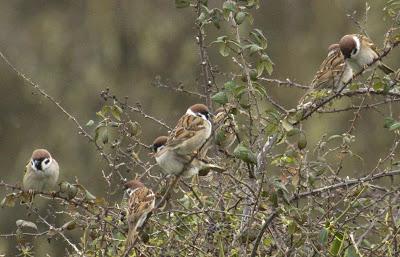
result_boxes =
[233,144,257,164]
[84,189,97,201]
[389,122,400,131]
[330,232,345,256]
[175,0,190,8]
[373,81,384,91]
[244,44,263,55]
[222,1,236,12]
[287,220,298,235]
[235,11,246,25]
[212,91,228,105]
[297,133,307,150]
[344,246,359,257]
[59,181,78,199]
[250,28,268,49]
[95,126,109,144]
[246,0,260,8]
[286,128,300,137]
[219,43,230,57]
[16,220,38,230]
[211,9,223,29]
[61,220,77,231]
[224,81,237,92]
[256,61,265,76]
[213,36,228,44]
[384,117,395,128]
[281,119,294,132]
[233,85,246,98]
[319,227,329,246]
[253,83,267,97]
[261,54,274,75]
[85,120,94,127]
[344,245,360,257]
[111,105,123,121]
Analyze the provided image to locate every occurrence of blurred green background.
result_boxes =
[0,0,399,255]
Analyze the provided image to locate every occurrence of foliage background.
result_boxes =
[0,0,399,256]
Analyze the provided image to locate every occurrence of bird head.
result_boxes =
[186,103,212,121]
[123,179,144,197]
[151,136,168,153]
[30,149,53,172]
[339,34,360,59]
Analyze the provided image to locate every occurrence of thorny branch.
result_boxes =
[251,169,400,257]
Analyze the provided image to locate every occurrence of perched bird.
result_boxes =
[311,43,353,90]
[298,44,353,107]
[124,180,155,248]
[166,103,212,156]
[213,107,236,151]
[339,34,394,75]
[23,149,59,192]
[152,136,225,177]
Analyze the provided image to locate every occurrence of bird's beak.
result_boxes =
[33,160,42,171]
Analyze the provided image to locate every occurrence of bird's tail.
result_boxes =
[126,228,138,249]
[378,63,395,74]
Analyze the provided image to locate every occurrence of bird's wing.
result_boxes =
[358,34,379,52]
[166,114,208,147]
[358,34,394,74]
[127,187,155,228]
[311,47,345,89]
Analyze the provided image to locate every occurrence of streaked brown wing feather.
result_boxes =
[127,188,155,216]
[311,48,345,89]
[167,114,207,147]
[358,34,379,53]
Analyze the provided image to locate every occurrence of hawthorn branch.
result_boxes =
[251,168,400,257]
[196,0,213,110]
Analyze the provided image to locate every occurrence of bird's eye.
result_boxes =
[200,111,210,120]
[126,188,132,196]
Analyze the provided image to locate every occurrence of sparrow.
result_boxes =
[124,179,155,248]
[23,149,59,192]
[213,107,236,151]
[298,44,353,107]
[339,34,394,75]
[311,43,353,90]
[166,103,212,156]
[152,136,225,177]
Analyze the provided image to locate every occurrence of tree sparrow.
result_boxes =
[213,107,236,150]
[152,136,225,178]
[339,34,394,74]
[298,44,353,107]
[124,179,155,248]
[166,103,212,156]
[311,43,353,90]
[23,149,59,192]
